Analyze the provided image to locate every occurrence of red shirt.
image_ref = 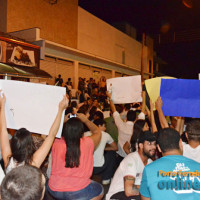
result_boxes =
[49,137,94,191]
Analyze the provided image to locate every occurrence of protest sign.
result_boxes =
[0,80,66,138]
[160,79,200,118]
[106,75,142,104]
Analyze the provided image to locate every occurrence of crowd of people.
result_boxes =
[0,75,200,200]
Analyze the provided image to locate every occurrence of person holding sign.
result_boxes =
[0,91,68,173]
[48,113,104,200]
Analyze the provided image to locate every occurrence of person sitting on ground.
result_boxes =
[84,119,118,185]
[106,131,156,200]
[1,165,45,200]
[105,109,119,144]
[155,96,200,163]
[140,128,200,200]
[89,106,98,121]
[48,114,104,200]
[107,92,137,165]
[182,119,200,162]
[93,111,104,121]
[123,119,149,154]
[0,92,68,172]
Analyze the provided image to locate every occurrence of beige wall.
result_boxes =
[6,0,78,48]
[78,7,149,73]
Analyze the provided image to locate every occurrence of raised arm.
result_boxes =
[32,96,68,168]
[155,97,169,129]
[106,91,116,113]
[77,113,101,149]
[150,100,158,133]
[141,91,146,114]
[123,141,131,155]
[0,92,12,168]
[175,117,185,135]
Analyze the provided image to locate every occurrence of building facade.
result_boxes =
[0,0,154,88]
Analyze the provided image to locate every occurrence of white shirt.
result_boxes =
[0,165,5,185]
[113,111,134,157]
[106,151,152,200]
[84,131,114,167]
[183,142,200,163]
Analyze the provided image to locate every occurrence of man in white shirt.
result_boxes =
[107,93,136,166]
[84,119,118,185]
[106,131,156,200]
[182,119,200,162]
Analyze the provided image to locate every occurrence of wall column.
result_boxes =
[74,61,79,90]
[112,70,115,78]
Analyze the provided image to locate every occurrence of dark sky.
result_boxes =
[79,0,200,79]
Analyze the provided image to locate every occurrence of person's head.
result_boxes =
[58,74,61,78]
[11,128,36,164]
[62,118,84,168]
[130,120,149,152]
[93,99,99,107]
[71,101,78,109]
[78,105,89,115]
[93,119,106,131]
[186,119,200,142]
[94,88,98,94]
[127,110,136,122]
[124,104,131,111]
[157,128,182,154]
[138,131,156,159]
[94,111,104,121]
[115,104,124,114]
[1,165,45,200]
[89,106,97,121]
[170,117,177,128]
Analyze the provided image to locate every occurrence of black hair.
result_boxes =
[1,165,44,200]
[71,101,77,108]
[158,128,180,153]
[124,104,131,111]
[130,120,146,152]
[78,105,89,115]
[127,110,136,122]
[115,104,124,114]
[11,128,36,164]
[62,118,84,168]
[186,119,200,141]
[93,119,105,127]
[94,111,104,120]
[89,106,97,121]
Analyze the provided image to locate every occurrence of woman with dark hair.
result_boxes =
[48,114,104,200]
[0,92,68,172]
[123,119,149,154]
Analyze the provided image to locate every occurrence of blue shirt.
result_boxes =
[140,155,200,200]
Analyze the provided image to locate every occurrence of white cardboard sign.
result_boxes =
[0,80,66,138]
[106,76,142,104]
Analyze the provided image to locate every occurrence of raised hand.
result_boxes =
[59,95,68,111]
[155,96,163,111]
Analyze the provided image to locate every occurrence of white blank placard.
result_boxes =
[0,80,66,138]
[106,76,142,104]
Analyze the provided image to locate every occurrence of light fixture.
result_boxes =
[182,0,193,8]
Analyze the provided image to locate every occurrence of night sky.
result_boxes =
[79,0,200,79]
